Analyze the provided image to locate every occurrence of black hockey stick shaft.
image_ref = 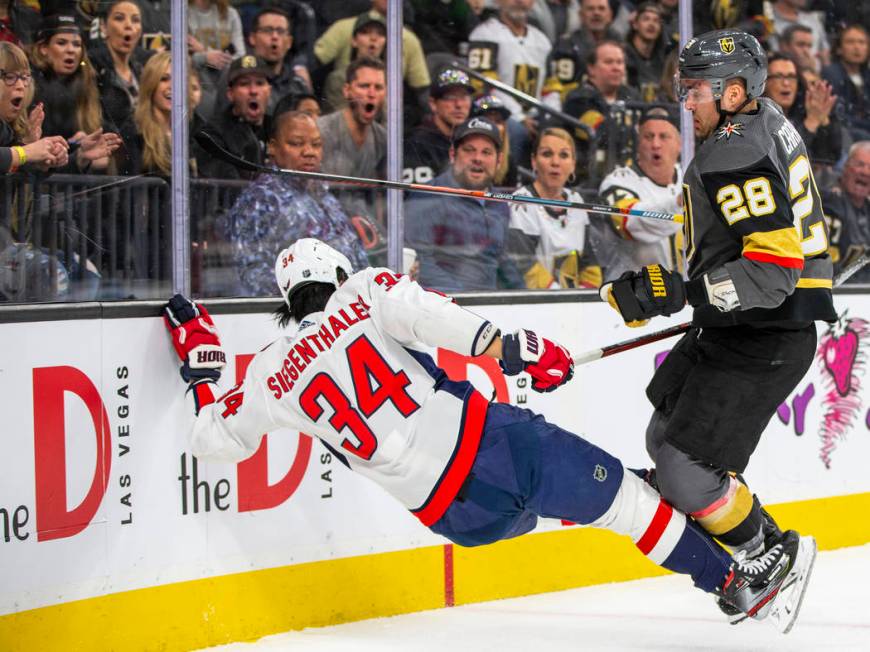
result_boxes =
[194,131,682,223]
[451,62,594,137]
[573,256,870,366]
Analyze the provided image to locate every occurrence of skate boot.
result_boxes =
[715,530,798,622]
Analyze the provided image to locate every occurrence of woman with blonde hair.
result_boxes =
[507,126,601,289]
[29,14,121,172]
[118,51,206,176]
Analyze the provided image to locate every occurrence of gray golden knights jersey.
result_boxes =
[682,97,837,327]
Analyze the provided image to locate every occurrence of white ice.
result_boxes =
[200,544,870,652]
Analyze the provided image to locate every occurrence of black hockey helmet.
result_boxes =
[676,29,767,101]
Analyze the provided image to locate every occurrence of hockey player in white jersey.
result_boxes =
[165,238,810,630]
[596,107,684,281]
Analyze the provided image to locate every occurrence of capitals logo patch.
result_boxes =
[718,37,735,54]
[715,121,744,141]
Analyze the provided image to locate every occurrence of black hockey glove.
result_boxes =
[604,265,687,323]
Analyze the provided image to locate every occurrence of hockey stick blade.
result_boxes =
[194,131,681,223]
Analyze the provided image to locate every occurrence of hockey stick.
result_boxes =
[194,131,683,224]
[573,255,870,366]
[450,61,594,137]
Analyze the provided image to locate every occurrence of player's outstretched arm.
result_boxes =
[486,329,574,393]
[163,294,227,415]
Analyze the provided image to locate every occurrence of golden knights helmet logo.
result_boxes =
[718,37,735,54]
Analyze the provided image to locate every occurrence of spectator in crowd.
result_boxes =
[29,14,122,173]
[273,90,321,120]
[779,24,818,73]
[468,0,554,125]
[313,0,430,121]
[551,0,620,98]
[405,117,522,291]
[402,67,474,184]
[408,0,479,56]
[822,24,870,142]
[624,1,668,103]
[199,55,271,180]
[655,49,680,103]
[223,110,368,296]
[117,51,205,177]
[188,0,243,119]
[322,13,385,114]
[823,141,870,283]
[658,0,680,50]
[562,40,640,185]
[317,57,386,218]
[508,126,600,289]
[89,0,155,134]
[470,93,518,187]
[245,7,309,115]
[0,1,38,46]
[768,0,829,70]
[1,44,68,173]
[764,52,845,167]
[546,0,580,42]
[595,107,683,280]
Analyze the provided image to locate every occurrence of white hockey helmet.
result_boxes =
[275,238,353,304]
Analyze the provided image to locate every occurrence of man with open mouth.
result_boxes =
[316,56,387,230]
[822,141,870,284]
[198,55,271,181]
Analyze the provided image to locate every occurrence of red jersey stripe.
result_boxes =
[636,499,674,555]
[743,251,805,269]
[413,390,488,527]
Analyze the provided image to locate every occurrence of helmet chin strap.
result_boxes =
[715,96,753,129]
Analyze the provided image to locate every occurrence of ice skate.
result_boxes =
[716,530,798,622]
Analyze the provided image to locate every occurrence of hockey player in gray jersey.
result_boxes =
[601,29,833,628]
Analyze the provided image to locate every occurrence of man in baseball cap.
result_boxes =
[402,68,475,184]
[406,114,521,292]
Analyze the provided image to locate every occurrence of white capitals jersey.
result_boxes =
[190,269,495,526]
[468,17,553,119]
[597,164,684,280]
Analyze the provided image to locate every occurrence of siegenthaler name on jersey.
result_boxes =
[267,296,372,399]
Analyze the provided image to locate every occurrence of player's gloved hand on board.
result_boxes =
[600,265,740,325]
[500,329,574,393]
[163,294,226,385]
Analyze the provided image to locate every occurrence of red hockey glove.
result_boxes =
[500,329,574,393]
[163,294,226,384]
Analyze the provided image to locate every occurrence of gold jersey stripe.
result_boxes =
[742,226,803,261]
[796,278,833,289]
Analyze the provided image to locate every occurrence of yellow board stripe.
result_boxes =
[797,278,833,289]
[742,226,803,261]
[2,492,869,652]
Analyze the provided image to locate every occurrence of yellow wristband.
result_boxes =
[13,145,26,165]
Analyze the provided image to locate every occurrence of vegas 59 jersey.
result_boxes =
[189,269,496,526]
[682,97,836,327]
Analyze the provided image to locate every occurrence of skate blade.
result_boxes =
[768,535,817,634]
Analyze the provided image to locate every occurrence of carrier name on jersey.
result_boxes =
[776,119,801,155]
[267,296,372,399]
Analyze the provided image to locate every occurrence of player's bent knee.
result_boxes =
[589,470,686,560]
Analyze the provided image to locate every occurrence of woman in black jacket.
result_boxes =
[29,14,120,172]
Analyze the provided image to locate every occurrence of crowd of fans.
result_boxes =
[0,0,868,302]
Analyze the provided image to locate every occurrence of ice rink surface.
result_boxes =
[200,544,870,652]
